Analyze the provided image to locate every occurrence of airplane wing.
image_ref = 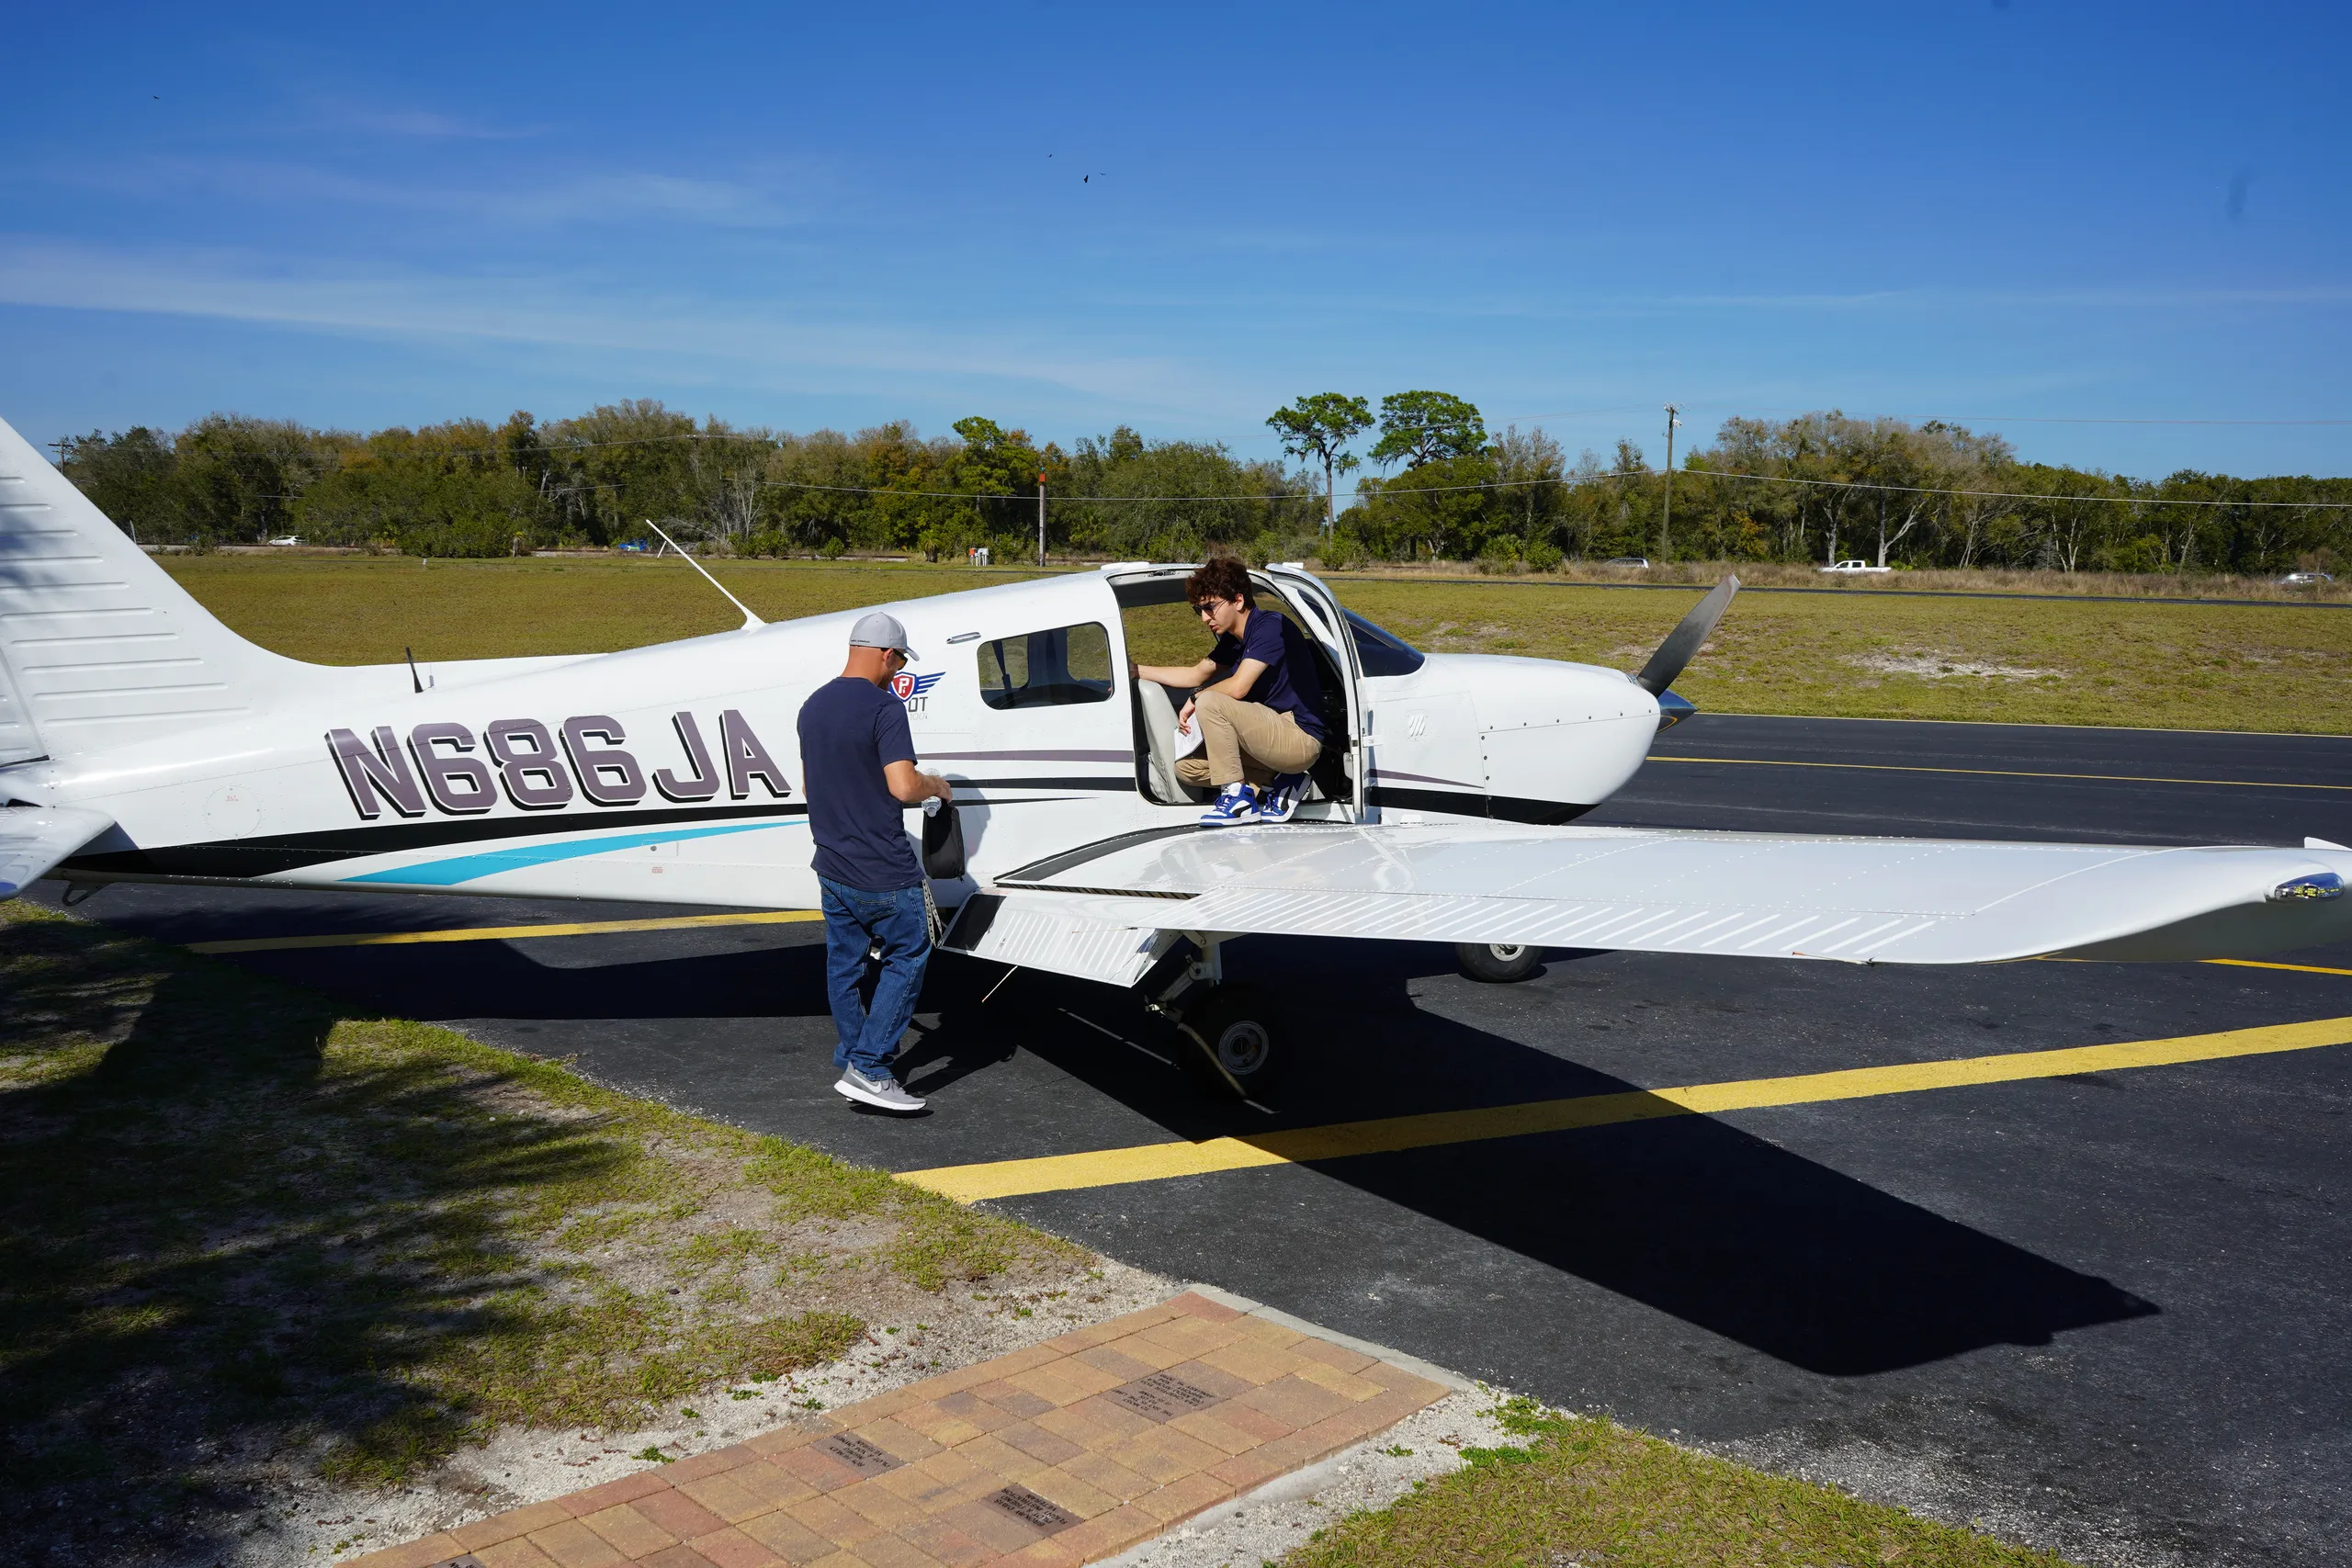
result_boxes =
[0,807,117,898]
[942,822,2352,986]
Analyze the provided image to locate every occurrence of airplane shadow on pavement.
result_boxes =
[224,930,2158,1381]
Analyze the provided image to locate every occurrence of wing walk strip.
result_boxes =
[899,1015,2352,1204]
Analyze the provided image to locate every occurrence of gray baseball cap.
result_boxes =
[848,610,918,660]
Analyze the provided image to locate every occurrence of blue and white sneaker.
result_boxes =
[1260,773,1309,822]
[1198,783,1261,827]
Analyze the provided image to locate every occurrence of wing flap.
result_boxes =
[0,806,117,897]
[998,823,2352,965]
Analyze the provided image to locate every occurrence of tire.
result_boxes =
[1454,942,1544,983]
[1177,983,1286,1101]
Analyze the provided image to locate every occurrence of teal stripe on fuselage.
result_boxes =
[342,820,802,886]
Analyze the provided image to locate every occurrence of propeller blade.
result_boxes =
[1634,574,1739,694]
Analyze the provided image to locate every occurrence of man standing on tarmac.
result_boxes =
[797,611,952,1113]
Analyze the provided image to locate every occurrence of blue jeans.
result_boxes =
[819,876,932,1080]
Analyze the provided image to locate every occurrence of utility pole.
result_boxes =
[1659,404,1680,560]
[1036,473,1046,568]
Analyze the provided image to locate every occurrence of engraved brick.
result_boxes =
[581,1503,678,1557]
[683,1527,788,1568]
[737,1509,839,1565]
[1101,1370,1222,1424]
[561,1471,672,1517]
[817,1430,908,1476]
[522,1518,627,1568]
[982,1482,1082,1533]
[454,1502,573,1551]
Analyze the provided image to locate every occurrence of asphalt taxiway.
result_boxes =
[33,714,2352,1568]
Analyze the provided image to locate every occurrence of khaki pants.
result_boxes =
[1175,690,1322,789]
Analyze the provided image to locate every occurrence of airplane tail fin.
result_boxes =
[0,415,311,768]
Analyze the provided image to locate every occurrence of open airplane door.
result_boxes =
[1261,564,1368,818]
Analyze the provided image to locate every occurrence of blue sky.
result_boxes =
[2,2,2346,480]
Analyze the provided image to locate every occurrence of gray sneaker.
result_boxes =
[835,1068,926,1112]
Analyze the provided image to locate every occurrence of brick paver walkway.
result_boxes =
[347,1291,1451,1568]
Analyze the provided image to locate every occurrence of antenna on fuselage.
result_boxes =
[640,518,763,630]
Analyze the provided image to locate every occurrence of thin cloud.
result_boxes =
[0,236,1208,404]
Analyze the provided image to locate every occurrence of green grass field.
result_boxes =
[164,554,2352,734]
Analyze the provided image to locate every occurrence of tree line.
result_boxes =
[56,396,2352,575]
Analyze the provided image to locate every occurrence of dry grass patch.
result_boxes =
[158,555,2352,733]
[0,900,1089,1562]
[1283,1396,2076,1568]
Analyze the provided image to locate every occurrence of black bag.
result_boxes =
[922,801,967,880]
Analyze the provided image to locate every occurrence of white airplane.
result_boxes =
[2,414,2347,1100]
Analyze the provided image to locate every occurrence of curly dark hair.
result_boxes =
[1184,554,1255,608]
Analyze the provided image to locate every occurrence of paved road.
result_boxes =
[36,714,2352,1568]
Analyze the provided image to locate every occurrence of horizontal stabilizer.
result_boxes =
[0,806,116,897]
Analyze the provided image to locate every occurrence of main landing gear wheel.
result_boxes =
[1454,942,1544,983]
[1177,983,1286,1101]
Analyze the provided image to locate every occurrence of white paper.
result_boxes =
[1171,713,1204,759]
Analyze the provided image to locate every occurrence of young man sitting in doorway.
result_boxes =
[1129,555,1327,826]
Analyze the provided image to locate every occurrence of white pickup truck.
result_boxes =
[1817,558,1892,574]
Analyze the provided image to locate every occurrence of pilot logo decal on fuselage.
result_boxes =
[891,671,944,713]
[326,710,791,820]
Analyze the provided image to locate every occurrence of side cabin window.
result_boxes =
[978,622,1114,710]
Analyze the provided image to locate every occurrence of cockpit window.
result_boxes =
[1344,609,1426,676]
[977,622,1114,709]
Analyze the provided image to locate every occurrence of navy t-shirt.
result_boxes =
[1212,609,1328,739]
[797,676,923,891]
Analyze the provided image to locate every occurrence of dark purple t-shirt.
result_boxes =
[1211,609,1328,739]
[797,676,922,891]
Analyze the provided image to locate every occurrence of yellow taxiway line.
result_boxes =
[1647,754,2352,792]
[187,908,824,954]
[898,1015,2352,1203]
